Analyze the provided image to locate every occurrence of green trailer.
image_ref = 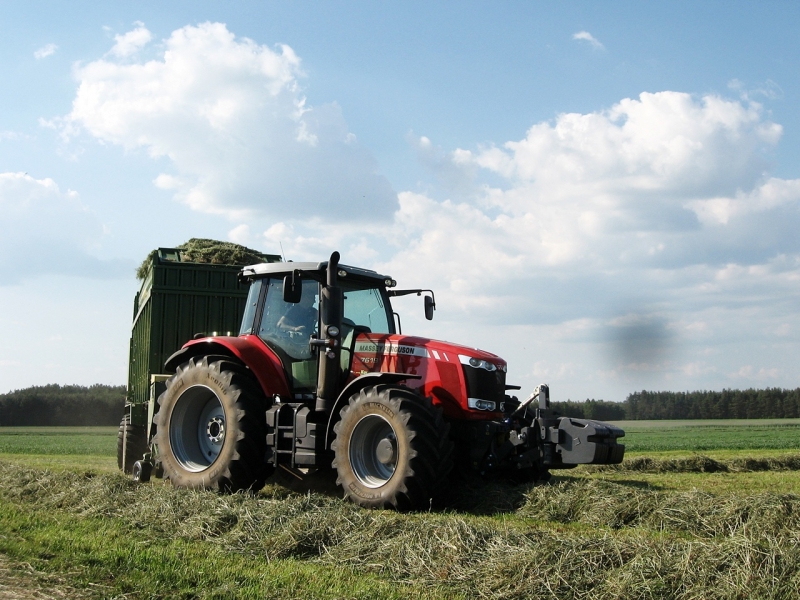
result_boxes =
[120,246,280,473]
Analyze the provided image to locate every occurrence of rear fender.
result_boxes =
[164,335,291,398]
[324,372,421,448]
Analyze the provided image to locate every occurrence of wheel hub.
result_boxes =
[349,414,398,488]
[375,436,396,464]
[207,416,225,443]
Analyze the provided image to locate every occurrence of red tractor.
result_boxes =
[137,252,624,509]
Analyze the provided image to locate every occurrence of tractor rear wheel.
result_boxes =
[117,413,148,475]
[331,385,453,510]
[153,356,272,492]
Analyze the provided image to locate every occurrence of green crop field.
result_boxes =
[613,418,800,454]
[1,421,800,598]
[0,426,118,473]
[0,426,118,455]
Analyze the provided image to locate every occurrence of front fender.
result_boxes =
[324,372,421,448]
[164,335,291,399]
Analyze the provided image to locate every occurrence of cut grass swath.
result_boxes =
[1,460,799,599]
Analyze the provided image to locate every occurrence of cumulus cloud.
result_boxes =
[108,22,152,57]
[0,173,130,284]
[408,92,789,273]
[572,31,604,50]
[728,78,783,102]
[380,92,800,388]
[45,23,800,395]
[62,22,396,222]
[34,43,58,59]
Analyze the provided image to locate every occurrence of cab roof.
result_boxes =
[240,261,393,285]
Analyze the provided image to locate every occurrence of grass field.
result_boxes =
[1,421,800,598]
[612,418,800,453]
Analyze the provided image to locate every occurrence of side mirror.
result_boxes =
[283,274,302,303]
[424,295,435,320]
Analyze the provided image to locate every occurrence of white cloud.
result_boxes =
[728,78,783,102]
[732,366,779,380]
[62,22,396,223]
[572,31,604,50]
[34,43,58,60]
[374,92,800,394]
[686,178,800,225]
[228,224,250,245]
[46,22,800,398]
[422,92,791,275]
[108,22,152,57]
[0,172,130,284]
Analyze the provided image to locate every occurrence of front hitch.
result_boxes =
[513,383,626,468]
[531,416,625,467]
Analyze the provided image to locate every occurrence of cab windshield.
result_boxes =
[257,278,319,360]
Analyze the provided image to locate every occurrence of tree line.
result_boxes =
[0,384,125,426]
[551,388,800,421]
[2,384,800,426]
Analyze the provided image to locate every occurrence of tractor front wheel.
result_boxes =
[153,356,271,492]
[332,385,453,510]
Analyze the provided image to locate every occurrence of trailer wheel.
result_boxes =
[331,385,453,510]
[153,356,271,492]
[132,460,152,483]
[117,413,148,475]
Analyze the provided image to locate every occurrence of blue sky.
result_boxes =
[1,1,799,402]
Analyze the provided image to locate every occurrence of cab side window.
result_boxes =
[343,287,391,333]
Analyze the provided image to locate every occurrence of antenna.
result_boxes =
[279,242,287,262]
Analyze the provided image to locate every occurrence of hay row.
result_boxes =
[2,462,798,599]
[598,453,800,474]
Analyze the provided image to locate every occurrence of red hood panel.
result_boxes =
[349,333,506,419]
[353,334,505,365]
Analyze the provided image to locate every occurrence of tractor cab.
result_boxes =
[239,258,399,402]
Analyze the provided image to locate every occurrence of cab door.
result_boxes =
[255,278,320,396]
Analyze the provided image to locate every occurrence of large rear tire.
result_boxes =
[153,356,272,492]
[331,385,453,510]
[117,413,148,475]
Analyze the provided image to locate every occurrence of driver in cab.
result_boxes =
[277,290,317,335]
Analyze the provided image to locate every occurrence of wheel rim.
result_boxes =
[349,414,398,488]
[169,385,226,472]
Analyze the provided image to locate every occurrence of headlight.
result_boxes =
[460,355,497,372]
[468,398,497,411]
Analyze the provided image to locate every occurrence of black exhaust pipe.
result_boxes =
[316,252,343,412]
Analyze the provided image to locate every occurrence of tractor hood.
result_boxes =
[350,332,509,419]
[354,334,506,370]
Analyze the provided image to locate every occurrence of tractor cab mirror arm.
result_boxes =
[388,289,436,321]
